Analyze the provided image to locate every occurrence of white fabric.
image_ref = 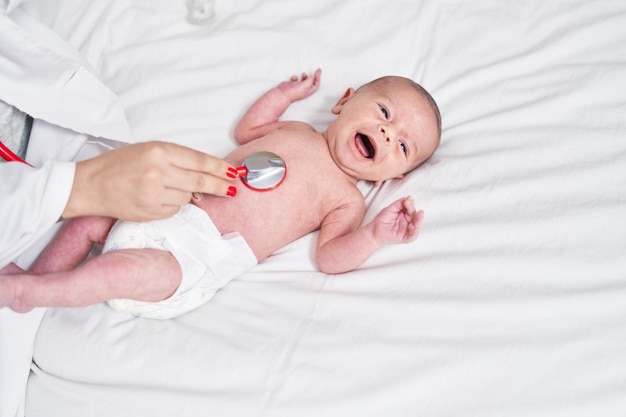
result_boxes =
[0,309,44,417]
[0,161,74,266]
[1,0,626,416]
[104,204,257,319]
[0,0,134,264]
[0,2,132,416]
[0,7,132,141]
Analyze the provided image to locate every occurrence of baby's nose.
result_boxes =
[379,125,393,145]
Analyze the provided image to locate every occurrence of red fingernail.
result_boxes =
[227,186,237,197]
[227,167,238,179]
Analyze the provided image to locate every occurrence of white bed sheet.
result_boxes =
[10,0,626,416]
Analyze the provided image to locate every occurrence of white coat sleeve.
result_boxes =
[0,3,134,264]
[0,161,74,266]
[0,8,133,142]
[0,3,133,417]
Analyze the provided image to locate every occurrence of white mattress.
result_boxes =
[13,0,626,415]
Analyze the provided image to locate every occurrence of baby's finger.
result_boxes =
[313,68,322,82]
[414,209,424,225]
[403,195,416,211]
[406,210,424,241]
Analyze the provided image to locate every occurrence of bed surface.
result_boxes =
[14,0,626,415]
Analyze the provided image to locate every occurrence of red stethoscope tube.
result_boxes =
[0,140,32,166]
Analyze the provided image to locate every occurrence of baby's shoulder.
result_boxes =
[319,184,366,227]
[278,120,317,133]
[327,182,366,212]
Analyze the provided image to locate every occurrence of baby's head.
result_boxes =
[324,76,441,185]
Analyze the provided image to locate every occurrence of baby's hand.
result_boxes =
[371,196,424,245]
[277,68,322,102]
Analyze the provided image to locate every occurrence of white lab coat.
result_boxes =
[0,2,133,416]
[0,2,133,266]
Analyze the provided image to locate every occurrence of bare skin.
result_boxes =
[0,69,440,313]
[66,141,240,221]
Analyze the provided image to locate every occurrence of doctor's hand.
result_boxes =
[62,142,238,222]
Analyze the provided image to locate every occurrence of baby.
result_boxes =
[0,69,441,318]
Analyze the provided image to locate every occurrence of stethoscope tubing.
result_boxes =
[0,142,290,187]
[0,139,32,166]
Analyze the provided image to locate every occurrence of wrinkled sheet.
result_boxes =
[12,0,626,416]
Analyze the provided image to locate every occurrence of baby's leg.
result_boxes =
[32,216,116,274]
[0,248,181,313]
[0,263,24,275]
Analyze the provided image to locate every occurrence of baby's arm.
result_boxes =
[316,196,423,274]
[234,69,322,144]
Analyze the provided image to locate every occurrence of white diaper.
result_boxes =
[102,204,257,319]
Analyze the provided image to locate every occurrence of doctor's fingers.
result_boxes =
[127,189,198,221]
[165,167,237,198]
[163,144,237,181]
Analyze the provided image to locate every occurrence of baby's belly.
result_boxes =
[198,184,322,261]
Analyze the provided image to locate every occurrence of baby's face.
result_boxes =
[324,79,439,183]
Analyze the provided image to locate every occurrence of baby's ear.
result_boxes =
[331,88,355,114]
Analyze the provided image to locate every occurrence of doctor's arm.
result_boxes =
[65,141,238,221]
[0,142,238,267]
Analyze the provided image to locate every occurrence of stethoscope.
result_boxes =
[1,140,286,192]
[0,140,32,167]
[235,151,286,191]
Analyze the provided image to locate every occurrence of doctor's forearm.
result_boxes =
[64,142,238,222]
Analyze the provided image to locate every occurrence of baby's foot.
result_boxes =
[0,275,33,313]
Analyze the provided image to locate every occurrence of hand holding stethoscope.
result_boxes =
[1,139,287,192]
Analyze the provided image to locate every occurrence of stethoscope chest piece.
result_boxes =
[236,151,286,191]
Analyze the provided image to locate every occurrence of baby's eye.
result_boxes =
[379,105,389,119]
[400,141,407,155]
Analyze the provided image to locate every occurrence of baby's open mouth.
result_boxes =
[355,133,375,159]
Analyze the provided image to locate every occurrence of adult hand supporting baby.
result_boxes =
[63,141,237,222]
